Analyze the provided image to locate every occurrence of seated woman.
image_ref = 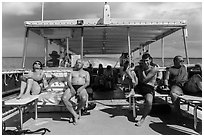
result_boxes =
[120,61,138,95]
[16,61,48,99]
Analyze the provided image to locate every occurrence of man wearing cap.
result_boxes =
[47,51,60,67]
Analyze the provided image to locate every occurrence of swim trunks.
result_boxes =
[134,83,155,96]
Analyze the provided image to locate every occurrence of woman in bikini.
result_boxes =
[16,61,48,99]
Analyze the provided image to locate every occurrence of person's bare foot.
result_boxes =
[16,94,23,99]
[135,118,145,127]
[73,115,80,125]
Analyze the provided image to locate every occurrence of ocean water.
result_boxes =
[2,57,202,70]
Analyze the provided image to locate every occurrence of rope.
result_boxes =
[2,123,51,135]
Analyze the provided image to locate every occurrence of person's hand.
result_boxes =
[160,85,170,91]
[77,86,84,95]
[70,87,76,94]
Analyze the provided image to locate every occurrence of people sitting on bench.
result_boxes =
[17,61,48,99]
[133,53,160,126]
[163,55,202,117]
[62,59,90,125]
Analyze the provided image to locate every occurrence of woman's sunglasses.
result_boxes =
[34,62,41,65]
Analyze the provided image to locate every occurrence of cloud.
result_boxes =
[2,2,202,58]
[2,2,41,16]
[110,2,201,20]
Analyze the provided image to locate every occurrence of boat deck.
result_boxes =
[3,88,202,135]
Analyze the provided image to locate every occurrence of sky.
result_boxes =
[1,1,203,58]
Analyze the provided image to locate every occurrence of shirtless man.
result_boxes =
[134,53,159,126]
[62,59,90,125]
[17,61,48,99]
[164,55,202,116]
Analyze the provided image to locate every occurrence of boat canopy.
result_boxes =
[24,19,187,55]
[22,3,189,68]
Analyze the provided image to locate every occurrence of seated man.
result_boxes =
[134,53,160,126]
[164,55,202,116]
[62,59,90,125]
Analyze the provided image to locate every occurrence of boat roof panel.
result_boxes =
[25,18,186,55]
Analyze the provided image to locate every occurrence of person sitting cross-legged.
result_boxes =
[62,59,90,125]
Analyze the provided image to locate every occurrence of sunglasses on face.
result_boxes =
[34,62,41,65]
[179,60,184,63]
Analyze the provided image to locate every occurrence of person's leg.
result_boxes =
[30,81,42,95]
[135,93,153,126]
[169,85,183,115]
[76,89,88,113]
[24,79,34,96]
[17,80,27,99]
[62,88,79,124]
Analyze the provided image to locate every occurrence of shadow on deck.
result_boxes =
[2,87,202,135]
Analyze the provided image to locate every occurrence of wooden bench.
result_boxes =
[178,95,202,130]
[128,91,169,118]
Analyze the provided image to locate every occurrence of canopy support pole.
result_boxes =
[81,28,84,59]
[44,38,48,67]
[22,28,29,69]
[66,37,69,54]
[161,38,164,67]
[182,27,189,64]
[127,27,131,65]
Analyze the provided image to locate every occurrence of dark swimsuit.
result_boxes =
[72,85,83,97]
[134,83,155,96]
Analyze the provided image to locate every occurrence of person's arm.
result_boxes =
[67,71,75,93]
[42,73,49,89]
[79,71,90,90]
[142,67,158,83]
[164,68,170,87]
[132,71,138,87]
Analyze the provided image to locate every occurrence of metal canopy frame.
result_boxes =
[22,3,189,68]
[25,20,186,54]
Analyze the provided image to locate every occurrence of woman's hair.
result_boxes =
[32,60,43,71]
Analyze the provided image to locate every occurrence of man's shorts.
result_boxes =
[134,83,155,96]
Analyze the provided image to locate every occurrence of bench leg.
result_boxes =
[18,106,23,130]
[34,99,38,120]
[193,104,199,130]
[133,97,136,118]
[129,96,131,109]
